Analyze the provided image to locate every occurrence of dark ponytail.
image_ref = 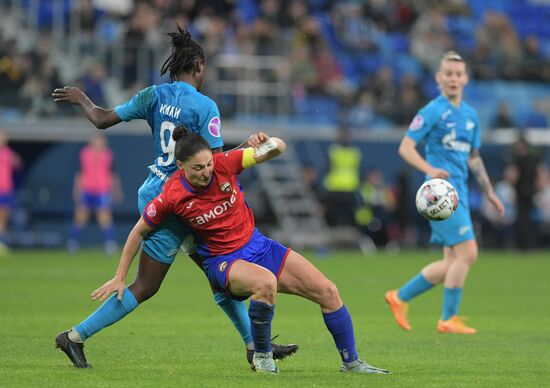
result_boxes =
[172,125,210,163]
[160,25,206,82]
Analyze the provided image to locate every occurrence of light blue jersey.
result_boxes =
[406,94,481,246]
[114,81,224,263]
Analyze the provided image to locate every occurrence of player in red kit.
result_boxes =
[92,126,390,375]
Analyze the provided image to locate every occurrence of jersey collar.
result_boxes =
[173,81,197,92]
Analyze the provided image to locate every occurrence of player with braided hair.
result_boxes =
[52,25,297,368]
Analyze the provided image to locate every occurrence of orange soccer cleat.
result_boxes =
[437,316,476,334]
[385,290,412,331]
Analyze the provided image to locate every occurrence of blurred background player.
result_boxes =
[385,51,505,334]
[67,133,122,255]
[93,126,389,375]
[0,129,22,255]
[53,25,296,368]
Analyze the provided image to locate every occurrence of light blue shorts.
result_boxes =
[138,173,193,264]
[429,194,475,247]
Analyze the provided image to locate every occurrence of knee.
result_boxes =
[318,280,342,309]
[461,244,479,266]
[129,281,160,303]
[251,275,277,302]
[462,250,478,266]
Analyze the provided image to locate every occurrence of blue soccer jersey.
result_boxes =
[406,94,481,246]
[115,81,223,175]
[114,81,224,263]
[406,94,481,194]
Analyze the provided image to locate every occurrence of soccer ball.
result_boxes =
[415,178,459,221]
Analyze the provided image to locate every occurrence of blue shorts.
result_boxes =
[430,194,475,247]
[138,173,192,265]
[79,192,111,209]
[202,229,291,301]
[0,192,14,208]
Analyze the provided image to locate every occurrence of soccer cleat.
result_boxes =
[340,359,391,374]
[246,338,299,366]
[55,331,91,368]
[437,316,476,334]
[385,290,412,331]
[252,351,279,374]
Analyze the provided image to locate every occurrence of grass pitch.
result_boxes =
[1,249,549,387]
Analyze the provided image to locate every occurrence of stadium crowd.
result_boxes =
[1,0,549,251]
[1,0,550,128]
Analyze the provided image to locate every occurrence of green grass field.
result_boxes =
[1,249,549,387]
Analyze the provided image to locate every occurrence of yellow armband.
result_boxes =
[242,148,257,169]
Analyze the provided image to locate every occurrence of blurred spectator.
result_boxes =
[390,73,426,125]
[391,169,416,247]
[491,102,516,130]
[68,134,122,255]
[534,165,550,247]
[363,65,398,119]
[355,169,396,248]
[347,90,376,129]
[322,128,361,227]
[481,164,518,248]
[520,35,550,82]
[475,11,522,80]
[410,8,453,72]
[510,136,541,250]
[312,42,353,99]
[78,61,107,108]
[0,130,22,255]
[0,39,27,110]
[332,3,380,53]
[522,98,549,128]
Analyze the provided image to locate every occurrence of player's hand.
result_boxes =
[246,132,270,148]
[428,168,450,179]
[52,86,86,104]
[91,276,126,302]
[487,190,505,217]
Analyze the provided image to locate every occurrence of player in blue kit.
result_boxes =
[52,26,297,368]
[385,51,505,334]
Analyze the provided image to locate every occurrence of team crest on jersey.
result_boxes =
[208,116,221,137]
[218,261,228,272]
[409,114,424,131]
[147,203,157,217]
[220,182,232,193]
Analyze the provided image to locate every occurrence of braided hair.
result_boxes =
[172,125,210,163]
[160,25,206,82]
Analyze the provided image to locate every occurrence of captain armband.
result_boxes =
[242,148,257,169]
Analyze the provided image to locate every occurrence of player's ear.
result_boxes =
[195,59,205,74]
[176,160,184,170]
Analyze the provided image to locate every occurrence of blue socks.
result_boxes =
[214,292,252,346]
[248,300,274,353]
[398,273,434,302]
[75,288,138,340]
[442,287,463,320]
[323,305,358,363]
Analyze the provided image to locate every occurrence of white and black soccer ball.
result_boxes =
[415,178,459,221]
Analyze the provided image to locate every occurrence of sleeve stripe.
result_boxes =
[142,214,157,227]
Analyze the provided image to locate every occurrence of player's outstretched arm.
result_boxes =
[52,86,121,129]
[399,136,449,179]
[468,150,505,216]
[91,218,153,302]
[250,132,286,164]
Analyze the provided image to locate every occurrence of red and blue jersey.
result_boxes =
[142,149,254,258]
